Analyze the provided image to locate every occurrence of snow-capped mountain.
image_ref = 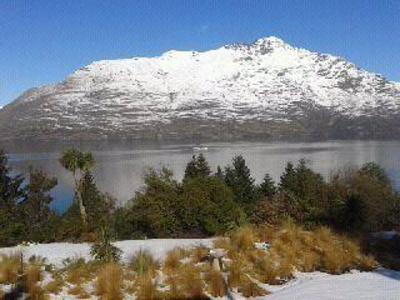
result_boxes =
[1,36,400,141]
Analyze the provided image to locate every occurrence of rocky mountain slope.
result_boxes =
[1,36,399,141]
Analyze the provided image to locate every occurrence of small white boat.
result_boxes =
[193,146,208,151]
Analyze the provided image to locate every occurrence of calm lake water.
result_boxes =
[3,140,400,212]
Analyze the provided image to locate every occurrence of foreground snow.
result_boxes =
[1,239,399,299]
[0,238,214,266]
[263,269,400,300]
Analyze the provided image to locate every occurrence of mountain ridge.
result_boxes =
[1,36,399,141]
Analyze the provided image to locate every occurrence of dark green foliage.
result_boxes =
[179,176,246,235]
[330,166,400,232]
[1,145,399,245]
[224,155,258,213]
[56,172,115,241]
[79,171,115,232]
[0,150,25,246]
[126,168,181,237]
[184,154,211,181]
[22,168,58,242]
[215,166,224,181]
[124,168,245,238]
[279,161,296,191]
[276,159,326,227]
[56,202,84,241]
[90,227,122,263]
[359,162,390,185]
[259,173,276,198]
[340,193,365,231]
[59,148,95,228]
[59,149,95,174]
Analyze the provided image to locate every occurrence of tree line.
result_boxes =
[1,149,399,247]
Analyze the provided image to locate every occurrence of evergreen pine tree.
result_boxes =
[259,173,276,198]
[196,153,211,177]
[215,166,224,181]
[22,168,58,242]
[0,150,26,246]
[183,153,211,181]
[224,155,257,213]
[79,171,114,233]
[279,161,296,191]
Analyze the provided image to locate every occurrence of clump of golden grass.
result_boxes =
[68,284,90,298]
[189,245,209,264]
[130,249,159,276]
[63,258,99,285]
[163,263,206,299]
[179,264,205,299]
[213,237,231,250]
[230,226,257,251]
[44,274,64,295]
[0,253,20,284]
[204,266,226,297]
[227,254,248,288]
[358,254,379,271]
[237,275,269,297]
[123,269,137,294]
[163,247,188,272]
[254,253,285,285]
[266,222,377,275]
[135,272,159,300]
[25,263,48,299]
[95,263,123,300]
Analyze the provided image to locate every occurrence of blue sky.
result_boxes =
[0,0,399,106]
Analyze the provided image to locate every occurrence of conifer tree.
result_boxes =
[80,171,114,232]
[183,153,211,181]
[22,168,58,241]
[224,155,257,213]
[279,161,296,191]
[259,173,276,198]
[215,166,224,181]
[0,150,25,246]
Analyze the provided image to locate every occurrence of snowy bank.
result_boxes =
[264,269,400,300]
[0,238,213,266]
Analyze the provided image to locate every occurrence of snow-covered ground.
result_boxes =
[263,269,400,300]
[1,239,399,299]
[0,239,214,267]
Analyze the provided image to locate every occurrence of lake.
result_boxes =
[3,140,400,212]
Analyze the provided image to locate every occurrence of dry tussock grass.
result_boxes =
[95,263,123,300]
[44,274,63,295]
[227,253,248,288]
[135,271,159,300]
[25,263,45,298]
[237,275,269,297]
[163,263,206,299]
[189,245,209,264]
[0,253,20,284]
[130,249,159,276]
[230,225,257,251]
[204,266,226,297]
[63,258,99,285]
[163,247,188,272]
[68,284,90,298]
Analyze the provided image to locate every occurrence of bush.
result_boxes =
[129,249,159,276]
[90,228,122,263]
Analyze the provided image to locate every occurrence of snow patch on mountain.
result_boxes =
[1,36,399,141]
